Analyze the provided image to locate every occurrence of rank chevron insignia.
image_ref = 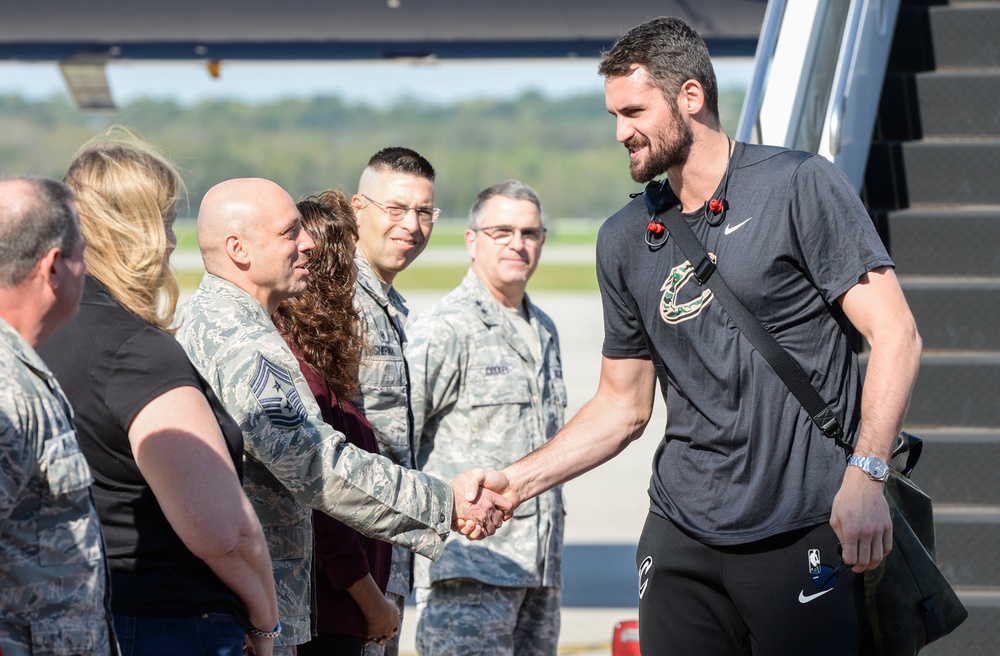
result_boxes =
[250,355,307,429]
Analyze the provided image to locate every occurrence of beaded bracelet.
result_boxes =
[248,621,282,639]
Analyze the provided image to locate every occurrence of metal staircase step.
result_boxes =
[899,278,1000,350]
[924,508,1000,655]
[863,352,1000,427]
[921,589,1000,656]
[877,70,1000,141]
[891,2,1000,71]
[909,429,1000,504]
[866,140,1000,207]
[882,207,1000,277]
[935,505,1000,588]
[927,3,1000,69]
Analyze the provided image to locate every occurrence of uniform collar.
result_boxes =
[0,314,56,382]
[354,250,391,306]
[459,269,535,327]
[198,272,273,324]
[458,270,547,365]
[354,250,408,319]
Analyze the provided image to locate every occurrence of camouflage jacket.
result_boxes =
[175,274,451,646]
[353,251,416,597]
[0,317,113,656]
[406,270,567,589]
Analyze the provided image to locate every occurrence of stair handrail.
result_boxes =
[736,0,787,143]
[819,0,900,190]
[826,0,866,157]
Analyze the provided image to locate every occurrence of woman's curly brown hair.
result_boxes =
[273,190,362,399]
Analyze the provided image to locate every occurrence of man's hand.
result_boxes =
[450,468,516,539]
[830,465,893,572]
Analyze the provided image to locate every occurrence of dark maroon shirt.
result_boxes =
[288,343,392,638]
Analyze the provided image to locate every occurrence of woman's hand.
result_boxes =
[360,588,400,645]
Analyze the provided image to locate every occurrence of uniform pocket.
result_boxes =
[551,377,569,408]
[41,431,93,497]
[358,354,407,393]
[466,361,531,407]
[512,496,539,518]
[38,431,100,567]
[30,617,104,655]
[264,524,312,560]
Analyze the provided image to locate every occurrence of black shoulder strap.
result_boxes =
[644,181,853,455]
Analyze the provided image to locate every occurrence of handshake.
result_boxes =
[449,468,520,540]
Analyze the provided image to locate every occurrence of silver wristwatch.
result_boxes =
[847,455,890,482]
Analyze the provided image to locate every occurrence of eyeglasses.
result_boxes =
[362,195,440,225]
[811,559,850,591]
[475,225,547,245]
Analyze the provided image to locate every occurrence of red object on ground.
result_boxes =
[612,619,641,656]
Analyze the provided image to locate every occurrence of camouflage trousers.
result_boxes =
[362,592,405,656]
[414,580,561,656]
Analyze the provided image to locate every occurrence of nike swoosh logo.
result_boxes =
[798,588,834,604]
[724,217,754,235]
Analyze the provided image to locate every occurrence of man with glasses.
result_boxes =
[350,147,441,656]
[405,180,566,656]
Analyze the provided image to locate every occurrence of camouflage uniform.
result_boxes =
[175,273,452,651]
[0,317,114,656]
[353,251,417,656]
[406,270,566,656]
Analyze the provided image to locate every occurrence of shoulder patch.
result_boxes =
[249,355,307,429]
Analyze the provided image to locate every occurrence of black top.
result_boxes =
[40,275,247,620]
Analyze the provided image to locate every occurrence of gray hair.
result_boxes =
[468,180,547,230]
[0,176,78,287]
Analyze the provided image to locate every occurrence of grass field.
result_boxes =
[173,217,602,249]
[395,262,598,294]
[173,218,601,293]
[177,261,598,293]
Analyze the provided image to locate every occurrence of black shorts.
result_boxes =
[635,511,862,656]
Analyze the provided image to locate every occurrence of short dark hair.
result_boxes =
[0,176,78,287]
[598,16,720,123]
[468,180,546,230]
[366,147,436,181]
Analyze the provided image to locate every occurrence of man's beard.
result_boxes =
[628,121,695,183]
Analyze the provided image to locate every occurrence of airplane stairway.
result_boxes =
[862,1,1000,653]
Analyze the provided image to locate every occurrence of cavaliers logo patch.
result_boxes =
[249,355,307,429]
[660,254,716,325]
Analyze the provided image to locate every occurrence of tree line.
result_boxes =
[0,87,745,220]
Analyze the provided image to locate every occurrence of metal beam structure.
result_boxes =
[0,0,766,62]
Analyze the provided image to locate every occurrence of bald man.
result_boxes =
[175,178,510,654]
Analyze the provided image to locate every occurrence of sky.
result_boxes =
[0,59,753,107]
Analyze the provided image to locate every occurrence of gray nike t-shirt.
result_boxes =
[597,142,893,545]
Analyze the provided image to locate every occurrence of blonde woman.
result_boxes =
[40,129,279,656]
